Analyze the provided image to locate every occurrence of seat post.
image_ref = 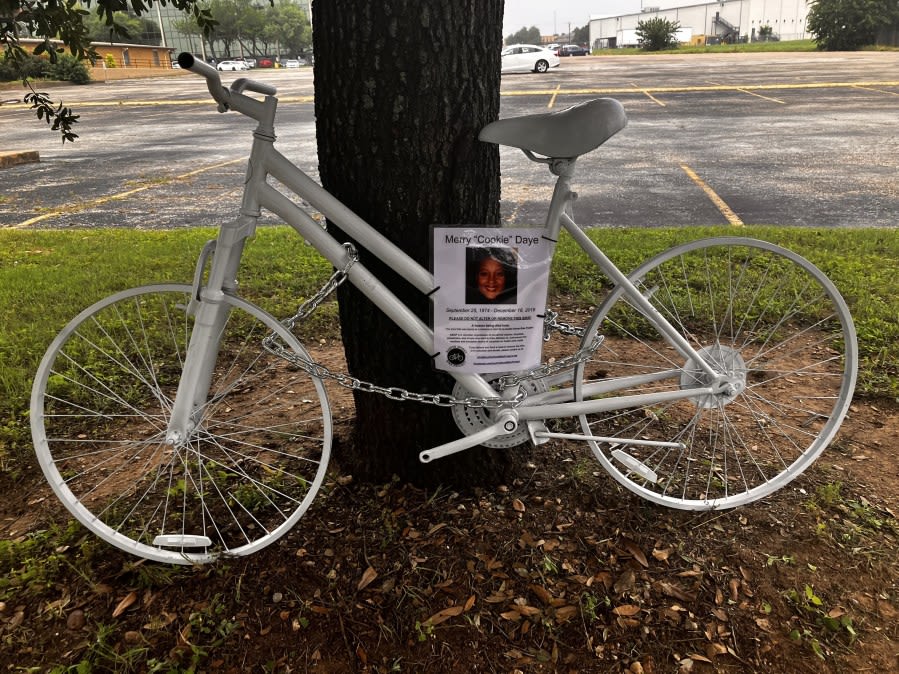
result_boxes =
[544,157,578,240]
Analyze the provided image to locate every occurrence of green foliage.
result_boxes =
[83,9,162,45]
[0,52,89,85]
[23,85,81,142]
[636,17,682,51]
[506,26,542,45]
[200,0,310,59]
[46,54,91,84]
[807,0,894,50]
[570,24,590,45]
[785,584,857,660]
[0,52,46,80]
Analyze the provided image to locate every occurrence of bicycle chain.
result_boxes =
[262,243,604,409]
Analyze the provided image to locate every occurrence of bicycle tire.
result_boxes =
[31,284,332,563]
[574,237,857,509]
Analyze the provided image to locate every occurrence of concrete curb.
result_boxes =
[0,151,40,169]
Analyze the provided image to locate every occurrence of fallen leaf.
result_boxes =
[530,584,553,606]
[515,604,541,617]
[464,595,476,611]
[357,566,378,591]
[613,604,641,616]
[512,498,526,512]
[555,605,578,623]
[112,591,138,618]
[426,605,464,625]
[652,547,671,562]
[706,643,728,659]
[657,581,696,603]
[621,539,649,567]
[614,569,636,594]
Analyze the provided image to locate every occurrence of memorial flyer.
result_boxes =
[432,227,553,373]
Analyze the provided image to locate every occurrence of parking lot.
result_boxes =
[1,51,897,229]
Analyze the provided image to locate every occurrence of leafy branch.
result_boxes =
[23,83,80,143]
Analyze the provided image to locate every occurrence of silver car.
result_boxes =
[501,44,561,74]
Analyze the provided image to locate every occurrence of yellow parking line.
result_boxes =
[0,96,315,110]
[548,84,561,108]
[632,83,666,106]
[6,82,895,110]
[10,158,244,229]
[680,164,744,226]
[501,80,899,98]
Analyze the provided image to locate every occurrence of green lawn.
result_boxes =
[2,225,898,473]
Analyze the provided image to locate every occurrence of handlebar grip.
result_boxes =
[177,52,278,112]
[177,52,218,79]
[177,52,231,110]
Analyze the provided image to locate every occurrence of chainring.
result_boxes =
[450,376,548,448]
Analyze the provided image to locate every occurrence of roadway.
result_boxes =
[1,51,897,230]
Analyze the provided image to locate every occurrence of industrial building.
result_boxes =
[589,0,811,48]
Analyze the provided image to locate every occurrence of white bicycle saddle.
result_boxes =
[479,98,627,159]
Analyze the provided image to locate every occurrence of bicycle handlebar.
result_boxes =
[177,52,277,116]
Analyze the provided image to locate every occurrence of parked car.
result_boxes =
[284,59,301,68]
[257,57,274,68]
[217,60,249,71]
[501,44,560,74]
[558,44,589,56]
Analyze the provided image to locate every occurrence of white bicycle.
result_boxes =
[30,53,858,564]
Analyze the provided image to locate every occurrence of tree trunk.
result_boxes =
[312,0,529,487]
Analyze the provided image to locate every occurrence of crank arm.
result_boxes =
[419,410,518,463]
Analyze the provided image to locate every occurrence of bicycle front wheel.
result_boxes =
[575,238,857,510]
[31,284,332,564]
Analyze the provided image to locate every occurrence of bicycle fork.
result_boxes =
[165,220,254,446]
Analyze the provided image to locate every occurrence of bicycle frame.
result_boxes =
[167,56,725,461]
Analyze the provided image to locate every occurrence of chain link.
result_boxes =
[262,247,603,409]
[280,242,358,332]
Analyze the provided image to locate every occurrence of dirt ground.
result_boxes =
[1,337,898,673]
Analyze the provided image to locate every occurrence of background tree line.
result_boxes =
[504,24,589,46]
[173,0,311,60]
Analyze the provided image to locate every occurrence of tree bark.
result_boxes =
[313,0,529,487]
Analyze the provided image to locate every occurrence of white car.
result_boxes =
[284,59,300,68]
[501,44,560,74]
[217,60,249,71]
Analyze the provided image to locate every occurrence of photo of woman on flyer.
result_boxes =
[465,247,518,304]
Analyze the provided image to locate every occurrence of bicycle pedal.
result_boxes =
[527,421,550,446]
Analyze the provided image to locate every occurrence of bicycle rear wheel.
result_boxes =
[575,238,857,509]
[31,284,332,563]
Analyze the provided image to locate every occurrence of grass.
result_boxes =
[1,225,898,474]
